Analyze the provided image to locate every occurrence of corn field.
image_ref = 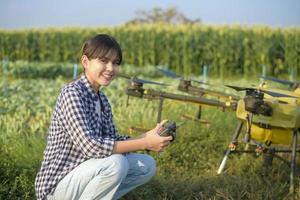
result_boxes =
[0,24,300,78]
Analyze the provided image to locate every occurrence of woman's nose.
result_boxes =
[106,62,114,71]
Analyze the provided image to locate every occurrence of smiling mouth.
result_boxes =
[103,74,114,80]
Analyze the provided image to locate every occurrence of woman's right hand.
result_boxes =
[143,120,173,152]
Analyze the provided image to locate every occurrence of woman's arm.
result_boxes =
[113,121,173,153]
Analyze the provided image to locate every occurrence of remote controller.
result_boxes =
[159,121,177,142]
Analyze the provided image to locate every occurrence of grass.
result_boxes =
[0,69,299,200]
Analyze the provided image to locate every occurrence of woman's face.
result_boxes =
[82,54,120,91]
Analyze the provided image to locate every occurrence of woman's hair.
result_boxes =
[81,34,122,65]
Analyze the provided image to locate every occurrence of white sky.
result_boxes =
[0,0,299,29]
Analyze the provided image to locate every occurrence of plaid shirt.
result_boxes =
[35,75,129,200]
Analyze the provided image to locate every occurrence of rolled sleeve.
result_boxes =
[116,135,131,141]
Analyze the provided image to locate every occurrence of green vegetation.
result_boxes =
[0,60,75,79]
[1,24,300,77]
[0,63,299,199]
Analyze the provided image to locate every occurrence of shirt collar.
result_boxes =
[79,74,99,101]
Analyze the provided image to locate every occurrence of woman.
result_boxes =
[35,34,172,200]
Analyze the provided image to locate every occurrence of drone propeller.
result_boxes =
[134,78,169,86]
[156,66,181,79]
[156,66,210,86]
[261,76,299,88]
[117,73,168,86]
[225,85,297,98]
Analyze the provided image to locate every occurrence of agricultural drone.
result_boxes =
[217,83,300,194]
[118,72,300,194]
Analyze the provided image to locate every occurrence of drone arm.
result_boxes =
[179,83,240,101]
[144,89,227,108]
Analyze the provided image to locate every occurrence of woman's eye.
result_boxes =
[113,60,120,65]
[100,59,108,63]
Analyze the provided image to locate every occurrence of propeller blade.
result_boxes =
[157,66,212,86]
[260,89,297,98]
[133,78,169,86]
[117,73,168,86]
[225,85,297,98]
[156,66,181,79]
[225,85,247,91]
[261,76,296,86]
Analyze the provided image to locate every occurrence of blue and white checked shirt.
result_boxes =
[35,74,129,200]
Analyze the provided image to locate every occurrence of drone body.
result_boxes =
[236,90,300,145]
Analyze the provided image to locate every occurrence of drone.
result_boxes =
[217,84,300,194]
[118,72,300,194]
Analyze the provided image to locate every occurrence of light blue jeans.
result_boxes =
[47,153,156,200]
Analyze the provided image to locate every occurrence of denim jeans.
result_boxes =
[47,153,156,200]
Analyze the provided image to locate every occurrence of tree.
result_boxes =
[126,6,201,25]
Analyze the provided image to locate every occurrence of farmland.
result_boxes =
[0,61,299,200]
[1,23,300,199]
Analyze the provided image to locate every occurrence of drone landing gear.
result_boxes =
[196,105,202,120]
[290,130,298,195]
[217,120,299,195]
[262,148,275,168]
[217,120,243,174]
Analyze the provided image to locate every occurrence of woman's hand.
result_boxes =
[142,120,173,152]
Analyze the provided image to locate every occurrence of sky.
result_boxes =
[0,0,299,30]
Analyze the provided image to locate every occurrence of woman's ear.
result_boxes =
[81,55,89,70]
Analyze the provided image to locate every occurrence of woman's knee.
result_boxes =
[105,154,129,182]
[142,154,156,178]
[129,154,156,179]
